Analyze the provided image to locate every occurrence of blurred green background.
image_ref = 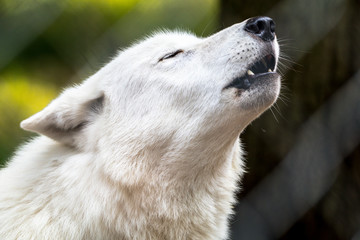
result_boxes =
[1,0,360,239]
[0,0,218,162]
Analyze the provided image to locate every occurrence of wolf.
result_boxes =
[0,16,280,239]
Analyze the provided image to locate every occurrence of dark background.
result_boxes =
[1,0,359,239]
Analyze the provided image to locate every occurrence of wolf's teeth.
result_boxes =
[247,70,255,76]
[268,69,272,72]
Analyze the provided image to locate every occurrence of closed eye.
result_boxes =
[159,50,183,61]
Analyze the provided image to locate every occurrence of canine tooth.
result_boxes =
[247,70,255,76]
[268,69,272,72]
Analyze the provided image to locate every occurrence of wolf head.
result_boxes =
[21,18,280,158]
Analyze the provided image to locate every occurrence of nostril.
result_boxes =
[244,16,276,42]
[270,20,276,33]
[247,23,260,34]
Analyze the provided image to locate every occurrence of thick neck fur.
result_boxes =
[2,132,242,239]
[94,110,245,186]
[97,136,242,239]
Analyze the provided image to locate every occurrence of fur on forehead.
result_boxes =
[19,30,201,148]
[143,29,201,45]
[121,30,202,55]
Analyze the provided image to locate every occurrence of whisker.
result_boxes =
[269,107,279,123]
[201,18,216,37]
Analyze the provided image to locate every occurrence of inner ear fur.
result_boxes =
[20,84,104,146]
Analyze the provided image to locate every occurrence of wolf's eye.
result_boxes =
[159,50,183,61]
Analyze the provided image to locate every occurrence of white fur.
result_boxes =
[0,19,280,240]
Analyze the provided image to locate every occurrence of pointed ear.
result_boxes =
[20,82,104,146]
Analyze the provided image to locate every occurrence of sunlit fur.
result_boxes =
[0,19,280,240]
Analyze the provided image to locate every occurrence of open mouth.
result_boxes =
[225,54,277,90]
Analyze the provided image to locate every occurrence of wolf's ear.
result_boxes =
[20,82,104,146]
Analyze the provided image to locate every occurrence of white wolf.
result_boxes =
[0,17,280,239]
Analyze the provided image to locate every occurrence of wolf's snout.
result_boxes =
[244,16,276,42]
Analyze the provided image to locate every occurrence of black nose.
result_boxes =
[244,16,276,42]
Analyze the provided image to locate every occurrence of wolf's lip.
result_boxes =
[225,72,279,90]
[224,54,277,90]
